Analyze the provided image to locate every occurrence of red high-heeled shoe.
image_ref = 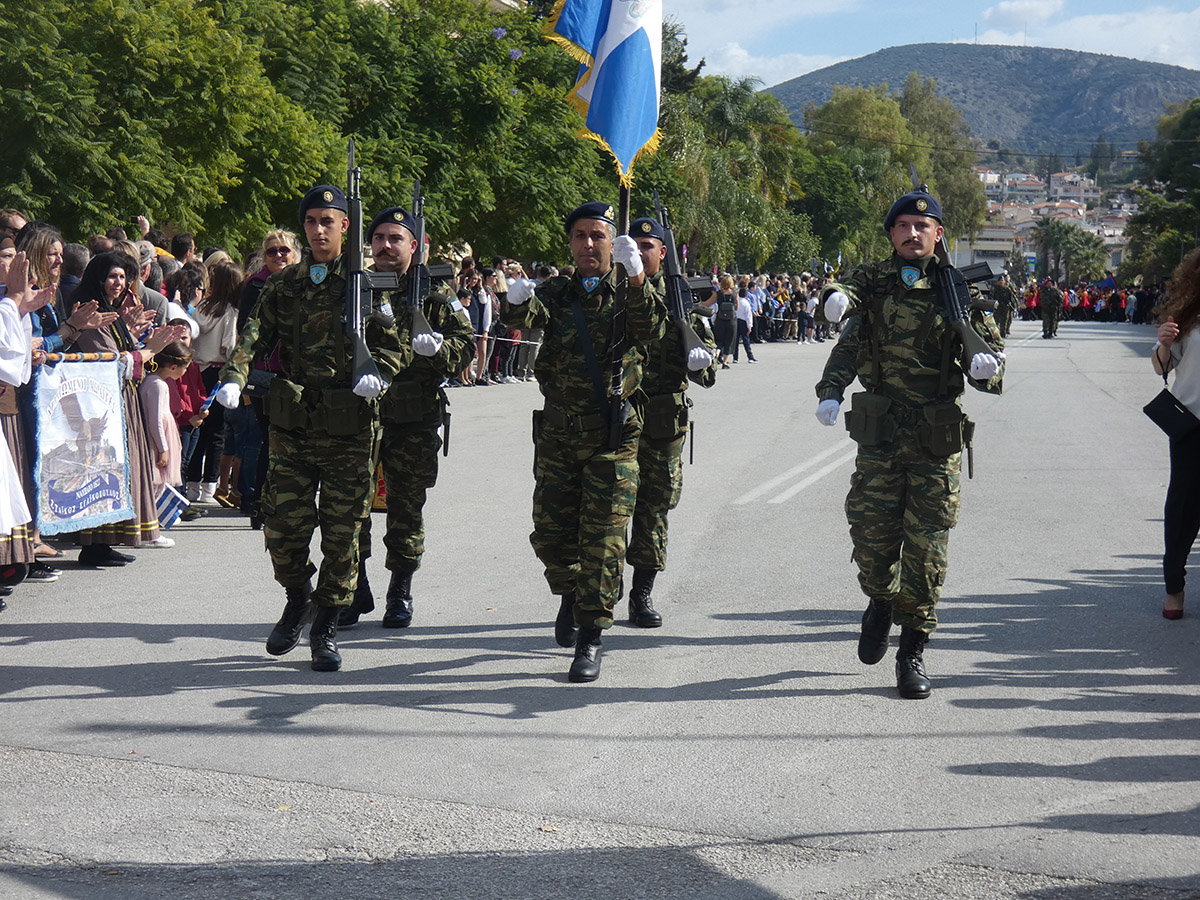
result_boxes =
[1163,592,1185,620]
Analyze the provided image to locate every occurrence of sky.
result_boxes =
[663,0,1200,88]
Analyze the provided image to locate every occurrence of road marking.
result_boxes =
[733,438,853,505]
[768,447,858,503]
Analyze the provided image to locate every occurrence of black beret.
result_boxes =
[883,190,942,232]
[564,201,616,235]
[629,217,664,242]
[368,206,419,243]
[297,185,347,225]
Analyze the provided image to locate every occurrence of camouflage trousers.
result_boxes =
[1042,305,1060,336]
[996,305,1013,337]
[531,410,641,629]
[845,432,961,634]
[626,429,685,571]
[262,423,379,608]
[359,426,441,573]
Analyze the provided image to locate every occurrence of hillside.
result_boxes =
[764,43,1200,155]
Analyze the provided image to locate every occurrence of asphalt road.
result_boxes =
[1,318,1197,900]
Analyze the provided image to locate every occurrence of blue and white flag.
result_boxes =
[547,0,662,186]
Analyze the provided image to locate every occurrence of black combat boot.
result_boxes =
[568,626,603,683]
[309,605,342,672]
[895,627,932,699]
[337,561,375,628]
[857,598,893,665]
[628,568,663,628]
[554,592,579,647]
[381,569,414,628]
[265,581,313,656]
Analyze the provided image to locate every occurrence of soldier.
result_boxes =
[501,202,668,682]
[338,206,475,629]
[991,272,1016,338]
[623,216,717,627]
[1040,277,1063,339]
[814,189,1004,699]
[216,185,406,672]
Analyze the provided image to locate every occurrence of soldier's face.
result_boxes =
[303,207,349,262]
[889,214,943,260]
[371,223,416,274]
[569,219,613,278]
[635,237,666,277]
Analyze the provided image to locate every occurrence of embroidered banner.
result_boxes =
[33,357,133,535]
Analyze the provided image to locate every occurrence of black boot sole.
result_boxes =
[311,655,342,672]
[629,613,662,628]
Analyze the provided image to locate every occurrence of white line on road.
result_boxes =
[733,438,853,505]
[767,447,858,503]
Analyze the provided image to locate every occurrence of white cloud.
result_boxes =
[974,6,1200,70]
[705,42,847,87]
[981,0,1065,30]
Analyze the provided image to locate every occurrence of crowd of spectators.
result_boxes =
[1017,277,1163,324]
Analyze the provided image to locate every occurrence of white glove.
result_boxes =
[687,346,714,371]
[968,351,1004,380]
[353,374,383,398]
[823,290,849,323]
[816,399,840,426]
[507,277,536,305]
[215,382,241,409]
[413,331,443,357]
[612,235,644,277]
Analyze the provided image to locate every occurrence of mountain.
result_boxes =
[764,43,1200,156]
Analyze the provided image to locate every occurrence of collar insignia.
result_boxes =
[582,276,600,293]
[310,263,328,285]
[900,266,922,288]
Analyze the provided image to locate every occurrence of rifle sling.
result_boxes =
[569,296,612,422]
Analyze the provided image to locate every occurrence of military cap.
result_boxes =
[564,201,616,235]
[629,217,665,242]
[368,206,418,242]
[297,184,347,225]
[883,190,942,232]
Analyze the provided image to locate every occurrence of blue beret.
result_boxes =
[883,190,942,232]
[368,206,419,243]
[565,201,616,235]
[629,217,665,242]
[298,185,347,225]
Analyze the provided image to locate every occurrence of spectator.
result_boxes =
[140,340,192,499]
[0,209,28,239]
[733,284,757,363]
[171,232,196,265]
[186,260,241,504]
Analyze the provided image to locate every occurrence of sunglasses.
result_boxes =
[265,246,293,258]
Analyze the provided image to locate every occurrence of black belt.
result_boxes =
[543,401,631,432]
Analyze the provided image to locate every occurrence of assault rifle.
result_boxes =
[908,164,1002,375]
[654,190,710,356]
[407,178,436,342]
[345,139,398,385]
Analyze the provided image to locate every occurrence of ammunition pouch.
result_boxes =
[845,391,897,446]
[642,391,689,442]
[311,388,374,437]
[266,377,308,432]
[379,380,428,426]
[919,401,968,457]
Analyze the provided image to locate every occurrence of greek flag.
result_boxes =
[546,0,662,186]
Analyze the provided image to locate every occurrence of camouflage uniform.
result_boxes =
[500,268,667,629]
[220,253,406,608]
[359,273,475,573]
[626,277,718,572]
[816,255,1003,634]
[1041,284,1063,338]
[991,280,1016,338]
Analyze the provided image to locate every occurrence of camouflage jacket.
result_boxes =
[814,316,861,403]
[499,267,668,416]
[816,255,1004,408]
[377,270,475,430]
[640,271,718,398]
[220,252,406,391]
[991,281,1017,311]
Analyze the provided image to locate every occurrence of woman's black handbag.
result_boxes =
[1144,370,1200,439]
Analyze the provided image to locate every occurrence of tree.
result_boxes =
[1031,218,1074,280]
[897,73,987,243]
[661,18,704,95]
[1060,227,1108,283]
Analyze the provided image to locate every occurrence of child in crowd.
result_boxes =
[140,340,191,503]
